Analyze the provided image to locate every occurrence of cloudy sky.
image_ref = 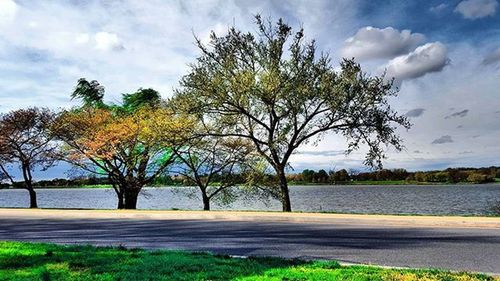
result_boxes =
[0,0,499,178]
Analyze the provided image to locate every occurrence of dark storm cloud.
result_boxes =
[405,108,425,117]
[431,135,453,144]
[445,109,469,119]
[482,47,500,65]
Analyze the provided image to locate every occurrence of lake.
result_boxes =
[0,184,499,215]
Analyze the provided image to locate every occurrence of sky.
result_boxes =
[0,0,499,179]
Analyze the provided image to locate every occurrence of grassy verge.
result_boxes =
[293,180,500,185]
[345,180,416,185]
[0,241,497,281]
[34,184,114,189]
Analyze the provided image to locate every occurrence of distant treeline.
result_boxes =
[1,173,246,188]
[287,166,499,184]
[1,166,498,189]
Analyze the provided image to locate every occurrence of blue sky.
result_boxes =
[0,0,499,179]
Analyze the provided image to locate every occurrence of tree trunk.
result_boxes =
[124,188,140,209]
[28,188,38,209]
[202,192,210,211]
[277,167,292,212]
[21,164,37,208]
[111,180,124,209]
[117,191,124,209]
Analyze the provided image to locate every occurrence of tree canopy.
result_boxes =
[53,81,194,209]
[0,107,57,208]
[176,15,410,211]
[71,78,105,107]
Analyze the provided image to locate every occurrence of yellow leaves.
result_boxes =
[383,272,492,281]
[229,70,255,100]
[83,117,138,160]
[258,69,280,94]
[54,105,196,161]
[139,106,196,146]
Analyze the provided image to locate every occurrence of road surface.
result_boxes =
[0,209,499,274]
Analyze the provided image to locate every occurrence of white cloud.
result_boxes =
[199,23,228,45]
[430,3,449,13]
[94,32,123,51]
[0,0,18,26]
[384,42,448,82]
[340,26,425,61]
[0,0,358,112]
[75,33,90,45]
[454,0,498,19]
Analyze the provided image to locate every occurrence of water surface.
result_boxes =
[0,184,498,215]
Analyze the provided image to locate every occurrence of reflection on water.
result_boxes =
[0,184,499,215]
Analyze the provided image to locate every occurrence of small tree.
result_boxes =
[173,137,254,210]
[315,169,329,183]
[301,169,315,183]
[177,16,410,211]
[332,169,350,183]
[0,108,57,208]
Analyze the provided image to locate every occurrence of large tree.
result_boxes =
[0,108,57,208]
[176,16,410,211]
[52,80,194,209]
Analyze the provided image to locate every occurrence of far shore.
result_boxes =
[1,179,500,190]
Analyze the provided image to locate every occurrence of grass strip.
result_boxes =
[0,241,498,281]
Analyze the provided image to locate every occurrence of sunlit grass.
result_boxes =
[0,241,497,281]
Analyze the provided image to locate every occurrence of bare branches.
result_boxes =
[0,107,58,207]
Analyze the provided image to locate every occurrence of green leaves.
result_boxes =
[71,78,105,108]
[177,16,411,210]
[122,88,161,112]
[156,147,174,166]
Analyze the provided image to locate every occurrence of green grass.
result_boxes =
[346,180,413,185]
[32,184,114,189]
[290,180,500,186]
[287,180,405,186]
[0,241,497,281]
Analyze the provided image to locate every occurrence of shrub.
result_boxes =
[432,172,449,182]
[467,173,495,184]
[414,172,427,182]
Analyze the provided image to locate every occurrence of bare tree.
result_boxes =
[173,137,254,210]
[0,108,57,208]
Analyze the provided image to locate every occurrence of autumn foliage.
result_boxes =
[52,106,194,209]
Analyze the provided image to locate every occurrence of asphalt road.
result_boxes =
[0,209,499,274]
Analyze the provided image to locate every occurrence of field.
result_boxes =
[0,241,497,281]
